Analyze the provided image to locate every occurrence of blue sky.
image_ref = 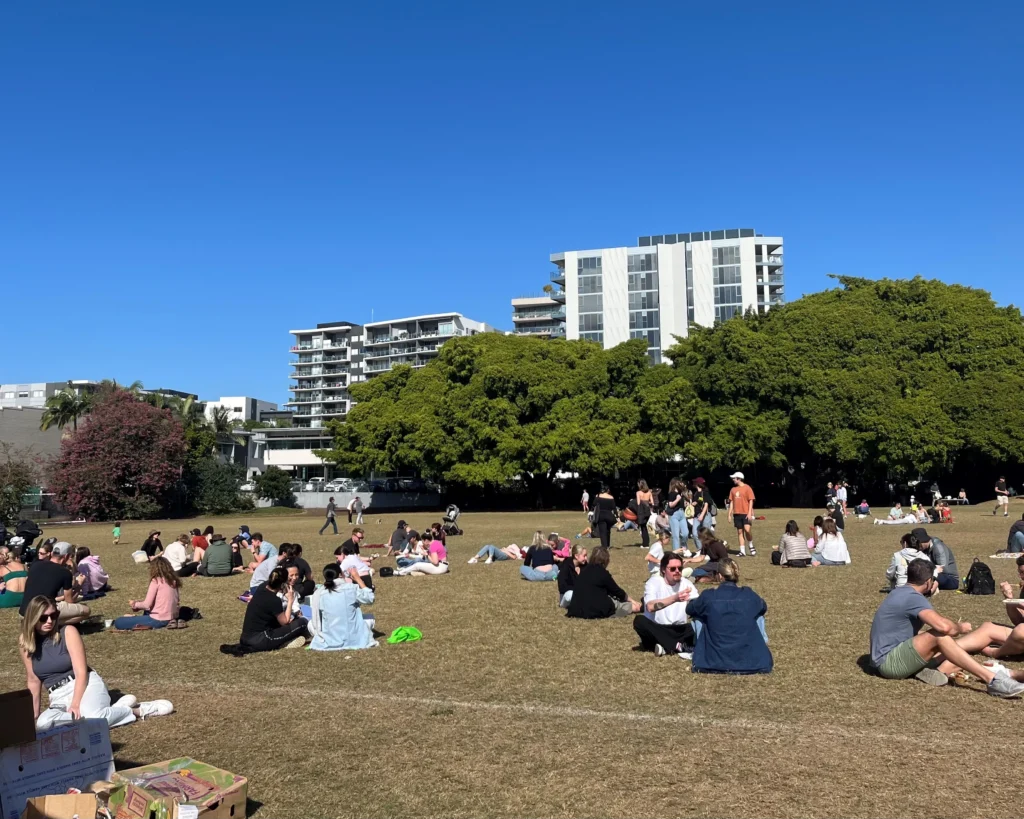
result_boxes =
[1,1,1021,405]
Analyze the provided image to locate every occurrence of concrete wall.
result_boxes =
[263,490,442,511]
[0,407,63,459]
[691,241,715,327]
[602,247,629,347]
[658,243,689,346]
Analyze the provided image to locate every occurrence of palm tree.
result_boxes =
[40,389,91,432]
[211,406,247,445]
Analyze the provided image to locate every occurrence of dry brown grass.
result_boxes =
[2,504,1023,818]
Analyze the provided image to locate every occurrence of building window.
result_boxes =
[2,392,13,399]
[32,390,45,398]
[627,253,657,273]
[18,392,28,398]
[627,255,660,355]
[713,245,743,322]
[685,246,694,324]
[577,256,602,272]
[578,263,604,345]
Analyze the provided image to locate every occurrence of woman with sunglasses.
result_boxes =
[19,595,174,729]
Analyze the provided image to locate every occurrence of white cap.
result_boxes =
[52,541,73,557]
[729,471,745,480]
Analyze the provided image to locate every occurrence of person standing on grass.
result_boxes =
[995,477,1010,517]
[21,596,174,729]
[634,552,699,658]
[581,488,590,514]
[727,472,757,557]
[112,521,121,546]
[868,558,1024,696]
[635,480,654,551]
[837,482,849,515]
[591,484,617,551]
[352,495,365,525]
[240,567,309,651]
[666,478,687,556]
[320,496,339,535]
[690,478,710,541]
[566,546,641,619]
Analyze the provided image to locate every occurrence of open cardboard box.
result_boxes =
[21,794,97,819]
[110,760,246,819]
[0,691,37,751]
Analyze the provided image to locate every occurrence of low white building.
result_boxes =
[204,396,277,424]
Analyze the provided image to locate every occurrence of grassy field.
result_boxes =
[2,504,1023,818]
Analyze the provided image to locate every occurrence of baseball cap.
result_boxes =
[52,541,73,557]
[911,527,931,543]
[692,477,706,486]
[729,471,745,480]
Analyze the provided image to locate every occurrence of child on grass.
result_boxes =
[112,521,121,545]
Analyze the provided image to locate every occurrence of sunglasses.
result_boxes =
[666,565,683,572]
[39,612,58,623]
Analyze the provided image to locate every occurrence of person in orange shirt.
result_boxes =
[728,472,757,557]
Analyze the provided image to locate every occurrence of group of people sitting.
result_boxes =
[772,518,852,567]
[873,501,952,526]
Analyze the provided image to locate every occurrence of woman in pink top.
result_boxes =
[74,547,110,596]
[111,557,181,630]
[396,539,449,576]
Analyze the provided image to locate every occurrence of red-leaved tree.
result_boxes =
[50,390,186,520]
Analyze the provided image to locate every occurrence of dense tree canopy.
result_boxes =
[324,276,1024,502]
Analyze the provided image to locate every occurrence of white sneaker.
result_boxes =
[137,700,173,720]
[654,644,667,657]
[284,636,306,649]
[677,651,693,660]
[467,557,478,564]
[985,660,1010,676]
[114,695,138,710]
[484,557,493,564]
[682,550,693,558]
[681,568,694,579]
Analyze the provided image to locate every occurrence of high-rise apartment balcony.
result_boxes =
[768,275,785,286]
[550,289,566,304]
[550,268,566,285]
[755,255,784,267]
[513,310,563,323]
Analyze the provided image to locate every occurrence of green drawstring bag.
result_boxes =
[387,626,423,644]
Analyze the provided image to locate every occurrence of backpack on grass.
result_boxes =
[963,559,995,595]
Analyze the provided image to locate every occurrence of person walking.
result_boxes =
[727,471,757,556]
[636,480,654,552]
[319,497,339,536]
[581,489,590,514]
[591,484,617,551]
[995,476,1010,517]
[353,495,365,525]
[666,478,688,556]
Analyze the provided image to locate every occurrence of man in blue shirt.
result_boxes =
[869,558,1024,697]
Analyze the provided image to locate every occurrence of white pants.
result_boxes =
[398,561,449,576]
[38,671,136,730]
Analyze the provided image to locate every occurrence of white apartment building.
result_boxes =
[361,313,498,377]
[0,382,67,409]
[203,396,277,424]
[542,228,783,362]
[510,295,566,338]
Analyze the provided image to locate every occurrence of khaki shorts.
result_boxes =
[57,601,90,623]
[877,638,930,679]
[998,495,1009,506]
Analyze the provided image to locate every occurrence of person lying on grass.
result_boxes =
[111,556,182,630]
[22,596,174,729]
[468,532,538,564]
[685,557,772,675]
[868,558,1024,697]
[565,546,641,619]
[634,552,699,659]
[557,543,587,609]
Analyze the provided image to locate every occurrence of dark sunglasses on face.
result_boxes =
[40,612,58,622]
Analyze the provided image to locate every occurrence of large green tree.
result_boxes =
[322,335,680,495]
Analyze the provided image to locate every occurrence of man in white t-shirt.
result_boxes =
[633,552,699,658]
[836,483,848,514]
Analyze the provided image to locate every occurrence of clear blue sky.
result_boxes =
[2,1,1021,406]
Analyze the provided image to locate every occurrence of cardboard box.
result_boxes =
[21,794,97,819]
[0,720,113,819]
[110,760,246,819]
[0,691,36,751]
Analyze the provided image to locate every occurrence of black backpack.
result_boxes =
[963,559,995,595]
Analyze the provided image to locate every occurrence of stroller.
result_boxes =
[8,519,43,561]
[441,504,463,537]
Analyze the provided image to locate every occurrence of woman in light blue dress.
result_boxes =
[309,564,377,651]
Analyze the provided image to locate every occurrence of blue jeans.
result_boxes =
[690,516,705,541]
[815,558,847,566]
[937,572,959,590]
[396,556,425,569]
[692,616,768,645]
[670,510,687,553]
[1010,532,1024,553]
[520,565,558,581]
[474,545,510,561]
[620,520,638,531]
[112,613,170,630]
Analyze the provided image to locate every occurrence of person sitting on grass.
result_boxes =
[395,530,427,569]
[74,547,110,597]
[646,531,670,575]
[520,534,560,581]
[164,534,199,578]
[652,508,671,537]
[685,557,772,675]
[21,596,174,729]
[309,564,377,651]
[915,528,959,591]
[384,520,410,557]
[685,529,728,583]
[140,530,163,561]
[810,518,851,566]
[111,557,182,630]
[285,543,315,597]
[566,546,641,619]
[874,509,918,526]
[558,543,587,609]
[855,500,871,518]
[868,558,1024,696]
[240,566,309,652]
[197,533,237,577]
[395,535,449,576]
[430,522,447,547]
[0,546,29,610]
[773,520,812,567]
[248,541,281,593]
[335,540,375,591]
[996,513,1024,555]
[888,502,903,520]
[886,532,929,588]
[634,552,699,658]
[19,542,90,625]
[246,532,277,572]
[190,528,207,562]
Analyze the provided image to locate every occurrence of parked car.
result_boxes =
[304,477,326,492]
[324,478,353,493]
[289,480,304,492]
[240,481,257,492]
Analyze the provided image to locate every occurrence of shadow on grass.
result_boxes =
[855,654,881,677]
[246,797,264,816]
